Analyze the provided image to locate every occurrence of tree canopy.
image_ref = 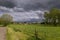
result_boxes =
[44,8,60,25]
[0,14,13,26]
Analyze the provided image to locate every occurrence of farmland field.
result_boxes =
[7,24,60,40]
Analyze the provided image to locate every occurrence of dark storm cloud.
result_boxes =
[0,0,15,8]
[14,0,51,10]
[13,0,60,10]
[0,0,60,10]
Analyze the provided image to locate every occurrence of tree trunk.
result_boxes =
[53,19,57,26]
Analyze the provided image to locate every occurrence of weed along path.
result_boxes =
[0,27,6,40]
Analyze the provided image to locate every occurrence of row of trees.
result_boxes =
[0,14,13,26]
[44,8,60,25]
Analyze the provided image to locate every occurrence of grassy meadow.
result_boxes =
[7,24,60,40]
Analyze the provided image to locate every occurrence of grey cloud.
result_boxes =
[0,0,15,8]
[0,0,60,10]
[0,7,44,22]
[13,0,60,10]
[0,0,52,22]
[14,0,50,9]
[13,7,25,12]
[9,11,44,21]
[0,0,51,10]
[0,6,25,12]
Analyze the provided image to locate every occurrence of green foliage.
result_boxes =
[44,8,60,25]
[0,14,13,26]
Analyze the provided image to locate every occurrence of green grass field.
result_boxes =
[7,24,60,40]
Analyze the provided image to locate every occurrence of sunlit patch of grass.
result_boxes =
[7,27,29,40]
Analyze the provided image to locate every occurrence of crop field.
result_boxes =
[7,24,60,40]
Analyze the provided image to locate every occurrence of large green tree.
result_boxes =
[0,14,13,26]
[44,8,60,25]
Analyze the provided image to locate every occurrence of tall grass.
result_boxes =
[7,24,60,40]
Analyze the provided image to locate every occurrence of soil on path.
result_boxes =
[0,27,6,40]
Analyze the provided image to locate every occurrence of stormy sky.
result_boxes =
[0,6,45,21]
[0,0,60,10]
[0,0,60,21]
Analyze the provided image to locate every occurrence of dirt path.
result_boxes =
[0,27,6,40]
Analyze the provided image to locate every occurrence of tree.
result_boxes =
[0,14,13,26]
[44,12,51,24]
[44,8,60,25]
